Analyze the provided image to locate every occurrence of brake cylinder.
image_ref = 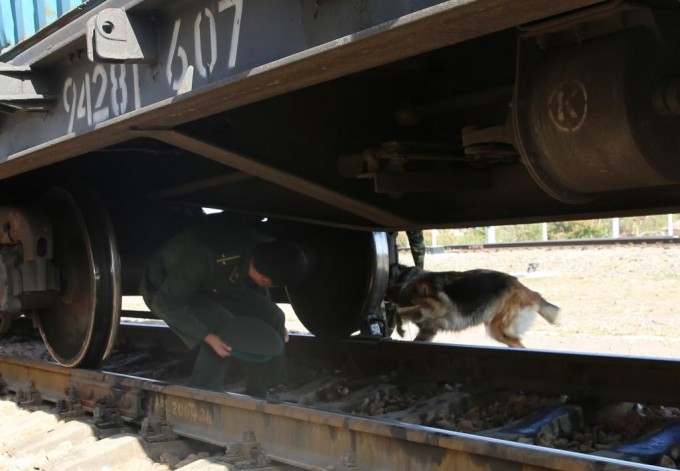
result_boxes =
[514,26,680,202]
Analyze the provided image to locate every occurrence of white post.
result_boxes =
[431,229,438,246]
[486,226,496,244]
[668,214,674,236]
[612,218,620,238]
[542,223,548,241]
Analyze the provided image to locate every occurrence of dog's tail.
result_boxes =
[538,298,560,324]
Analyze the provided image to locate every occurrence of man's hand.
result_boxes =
[204,333,232,357]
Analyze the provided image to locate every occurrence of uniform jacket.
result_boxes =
[140,224,274,349]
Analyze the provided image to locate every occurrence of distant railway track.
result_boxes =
[398,236,680,254]
[1,326,680,470]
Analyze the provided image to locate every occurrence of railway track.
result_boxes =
[402,236,680,254]
[1,324,680,470]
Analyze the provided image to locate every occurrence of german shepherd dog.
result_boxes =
[386,264,559,347]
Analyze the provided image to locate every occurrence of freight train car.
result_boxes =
[0,0,679,367]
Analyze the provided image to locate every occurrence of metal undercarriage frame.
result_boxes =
[0,0,608,230]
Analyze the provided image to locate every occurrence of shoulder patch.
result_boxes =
[216,254,240,265]
[215,254,242,284]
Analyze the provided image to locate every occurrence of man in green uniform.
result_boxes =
[140,224,307,396]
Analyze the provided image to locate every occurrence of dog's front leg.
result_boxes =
[395,305,422,338]
[414,324,438,342]
[396,305,422,320]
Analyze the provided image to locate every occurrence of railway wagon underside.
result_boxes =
[0,0,680,367]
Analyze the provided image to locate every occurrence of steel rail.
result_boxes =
[113,324,680,408]
[0,351,665,471]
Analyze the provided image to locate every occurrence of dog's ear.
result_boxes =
[390,263,402,278]
[391,264,415,285]
[401,264,421,280]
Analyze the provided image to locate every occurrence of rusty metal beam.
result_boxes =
[138,129,411,227]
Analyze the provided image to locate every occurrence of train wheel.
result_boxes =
[286,227,389,339]
[36,185,121,367]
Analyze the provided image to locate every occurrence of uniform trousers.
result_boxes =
[187,290,286,392]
